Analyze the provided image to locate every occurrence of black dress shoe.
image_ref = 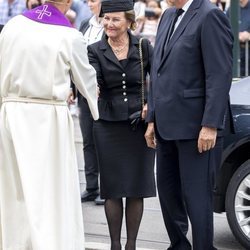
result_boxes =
[81,190,99,202]
[95,195,105,205]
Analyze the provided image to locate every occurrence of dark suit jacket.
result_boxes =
[147,0,233,140]
[88,32,153,121]
[79,18,90,35]
[0,25,3,33]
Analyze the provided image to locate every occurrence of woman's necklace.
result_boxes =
[109,38,129,55]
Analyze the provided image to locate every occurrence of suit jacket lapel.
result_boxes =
[127,33,139,60]
[100,32,139,71]
[153,10,175,68]
[158,0,201,70]
[100,39,123,70]
[163,10,197,59]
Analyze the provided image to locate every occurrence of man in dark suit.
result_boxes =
[145,0,233,249]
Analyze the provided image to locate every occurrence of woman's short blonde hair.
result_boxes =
[125,10,136,31]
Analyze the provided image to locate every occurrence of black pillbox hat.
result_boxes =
[100,0,134,16]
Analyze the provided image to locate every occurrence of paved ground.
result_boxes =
[72,114,244,250]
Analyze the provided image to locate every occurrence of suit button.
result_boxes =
[157,73,160,77]
[122,85,126,89]
[122,80,126,84]
[123,92,127,96]
[122,73,126,77]
[124,98,128,102]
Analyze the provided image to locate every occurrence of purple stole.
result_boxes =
[23,3,73,28]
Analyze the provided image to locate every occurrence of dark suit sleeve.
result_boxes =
[146,81,154,122]
[144,39,153,74]
[87,44,104,86]
[79,19,90,34]
[200,9,233,129]
[145,39,154,122]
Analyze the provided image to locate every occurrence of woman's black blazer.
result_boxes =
[87,32,153,121]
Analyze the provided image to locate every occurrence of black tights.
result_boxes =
[104,198,144,250]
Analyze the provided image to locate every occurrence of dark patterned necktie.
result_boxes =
[167,8,184,43]
[161,8,184,59]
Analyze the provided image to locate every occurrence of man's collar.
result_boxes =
[182,0,194,12]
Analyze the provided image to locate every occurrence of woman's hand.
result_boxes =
[97,85,100,97]
[141,103,148,120]
[67,88,75,105]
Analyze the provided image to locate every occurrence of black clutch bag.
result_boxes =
[129,110,142,131]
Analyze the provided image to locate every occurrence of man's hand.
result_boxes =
[198,126,217,153]
[239,31,250,42]
[145,122,156,149]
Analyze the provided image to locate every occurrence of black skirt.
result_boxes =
[93,119,156,199]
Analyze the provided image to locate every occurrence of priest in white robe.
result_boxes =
[0,0,99,249]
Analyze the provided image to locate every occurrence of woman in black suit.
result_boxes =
[87,0,156,249]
